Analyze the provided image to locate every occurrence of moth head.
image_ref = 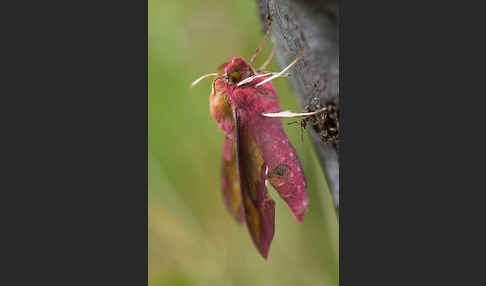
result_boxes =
[222,57,254,85]
[191,57,257,88]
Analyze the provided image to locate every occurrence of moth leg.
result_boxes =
[250,13,275,63]
[299,123,304,142]
[287,120,306,143]
[257,44,277,72]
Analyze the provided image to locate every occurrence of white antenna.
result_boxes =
[255,49,303,87]
[190,73,219,88]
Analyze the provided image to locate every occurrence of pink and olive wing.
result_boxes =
[210,79,234,138]
[232,81,309,223]
[251,115,309,222]
[233,108,275,259]
[221,136,244,223]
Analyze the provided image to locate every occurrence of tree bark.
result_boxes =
[256,0,340,207]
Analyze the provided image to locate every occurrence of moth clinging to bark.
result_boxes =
[191,25,309,259]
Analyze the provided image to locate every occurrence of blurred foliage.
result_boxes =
[149,0,339,285]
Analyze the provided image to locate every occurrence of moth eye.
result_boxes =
[229,71,241,84]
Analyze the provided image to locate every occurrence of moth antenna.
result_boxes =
[236,72,290,87]
[262,106,327,118]
[250,13,275,63]
[190,73,219,88]
[237,73,272,87]
[255,47,304,87]
[258,44,277,71]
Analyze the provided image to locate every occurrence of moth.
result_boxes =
[191,27,309,259]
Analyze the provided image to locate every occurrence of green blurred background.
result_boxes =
[149,1,339,285]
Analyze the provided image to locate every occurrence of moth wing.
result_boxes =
[221,136,244,223]
[233,82,309,222]
[233,108,275,259]
[251,114,309,222]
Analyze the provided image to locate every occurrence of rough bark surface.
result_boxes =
[256,0,339,207]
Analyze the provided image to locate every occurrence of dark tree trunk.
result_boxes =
[256,0,340,207]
